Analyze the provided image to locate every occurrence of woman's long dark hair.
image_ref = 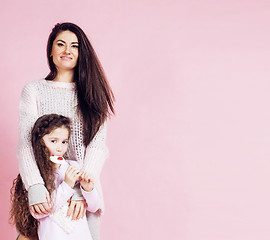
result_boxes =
[45,22,115,146]
[10,114,71,239]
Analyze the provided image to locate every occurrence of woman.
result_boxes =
[16,22,114,240]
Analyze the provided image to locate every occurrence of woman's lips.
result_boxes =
[61,56,72,60]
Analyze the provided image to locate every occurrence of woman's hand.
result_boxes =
[79,172,95,192]
[29,192,52,215]
[64,165,81,188]
[67,199,87,220]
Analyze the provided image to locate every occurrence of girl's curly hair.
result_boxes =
[10,114,71,239]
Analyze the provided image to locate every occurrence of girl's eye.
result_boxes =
[71,45,79,48]
[51,140,56,143]
[63,141,68,144]
[57,43,64,47]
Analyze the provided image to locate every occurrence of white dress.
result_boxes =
[31,162,100,240]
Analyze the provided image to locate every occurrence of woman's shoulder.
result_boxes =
[22,79,47,91]
[20,79,47,99]
[24,79,76,91]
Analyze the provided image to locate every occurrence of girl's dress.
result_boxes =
[31,161,100,240]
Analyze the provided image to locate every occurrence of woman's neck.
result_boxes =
[54,69,74,83]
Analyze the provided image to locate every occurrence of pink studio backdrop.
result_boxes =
[1,0,270,239]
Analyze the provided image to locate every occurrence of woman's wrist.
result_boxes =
[28,184,48,206]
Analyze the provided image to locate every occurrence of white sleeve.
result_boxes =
[81,186,101,213]
[82,122,109,180]
[16,83,44,190]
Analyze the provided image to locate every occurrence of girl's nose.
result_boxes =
[56,144,62,152]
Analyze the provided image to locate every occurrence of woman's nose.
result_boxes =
[64,46,71,54]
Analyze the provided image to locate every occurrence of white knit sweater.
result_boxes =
[16,79,109,211]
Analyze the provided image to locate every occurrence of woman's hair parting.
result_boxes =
[45,22,115,146]
[10,114,71,239]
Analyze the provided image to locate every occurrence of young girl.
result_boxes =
[11,114,100,240]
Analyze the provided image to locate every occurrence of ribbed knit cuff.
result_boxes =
[71,182,84,201]
[28,184,48,206]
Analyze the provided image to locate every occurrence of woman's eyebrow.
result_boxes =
[56,39,79,44]
[56,39,65,43]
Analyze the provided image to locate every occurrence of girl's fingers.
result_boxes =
[66,166,81,181]
[66,166,72,174]
[78,172,95,185]
[69,166,80,176]
[85,173,92,183]
[80,172,85,180]
[66,165,79,174]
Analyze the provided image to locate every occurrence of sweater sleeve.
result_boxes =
[82,122,109,180]
[16,83,44,190]
[31,181,75,220]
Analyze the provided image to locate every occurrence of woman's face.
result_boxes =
[51,30,79,72]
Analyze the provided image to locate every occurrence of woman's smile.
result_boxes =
[61,55,73,60]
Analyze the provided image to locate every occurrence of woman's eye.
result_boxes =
[51,140,56,143]
[71,45,79,48]
[63,141,68,144]
[57,43,64,47]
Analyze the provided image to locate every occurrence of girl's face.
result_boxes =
[51,30,79,72]
[42,127,69,156]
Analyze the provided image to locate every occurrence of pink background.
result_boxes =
[1,0,270,239]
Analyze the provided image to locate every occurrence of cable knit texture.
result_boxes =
[16,79,109,213]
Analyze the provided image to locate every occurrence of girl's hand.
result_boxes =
[64,166,81,188]
[79,172,95,192]
[29,192,52,215]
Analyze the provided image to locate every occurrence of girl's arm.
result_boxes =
[79,172,100,213]
[83,122,109,180]
[81,187,100,213]
[16,83,48,206]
